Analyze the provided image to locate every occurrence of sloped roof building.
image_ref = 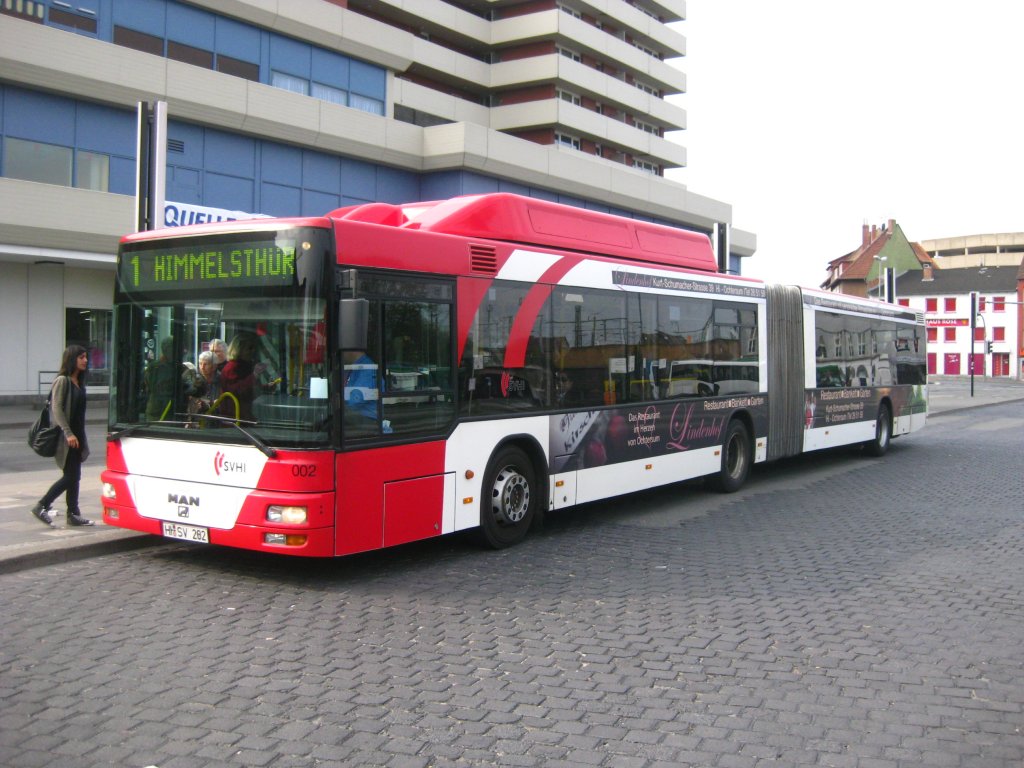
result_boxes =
[821,219,933,298]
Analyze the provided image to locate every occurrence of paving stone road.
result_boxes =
[1,400,1022,767]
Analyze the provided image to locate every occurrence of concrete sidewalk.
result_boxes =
[2,377,1022,574]
[0,397,156,574]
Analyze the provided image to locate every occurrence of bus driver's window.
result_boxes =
[342,300,382,438]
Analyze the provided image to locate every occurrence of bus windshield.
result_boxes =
[110,226,334,448]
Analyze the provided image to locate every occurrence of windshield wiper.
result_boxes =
[110,421,189,441]
[188,413,277,458]
[110,415,277,458]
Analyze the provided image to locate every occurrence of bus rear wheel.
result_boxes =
[863,403,892,457]
[480,445,537,549]
[708,419,751,493]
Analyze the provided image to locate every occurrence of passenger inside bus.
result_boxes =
[343,348,395,436]
[144,337,184,421]
[219,332,280,422]
[186,350,220,416]
[555,370,583,407]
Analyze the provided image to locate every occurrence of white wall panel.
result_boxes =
[27,263,65,394]
[0,263,30,394]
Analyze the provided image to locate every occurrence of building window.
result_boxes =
[634,119,658,135]
[349,93,385,116]
[75,151,109,191]
[558,3,582,19]
[897,298,910,307]
[633,79,659,96]
[558,90,581,106]
[108,14,387,117]
[993,296,1006,312]
[925,297,937,313]
[632,42,659,59]
[978,296,986,312]
[167,40,214,69]
[944,328,956,342]
[3,138,110,191]
[632,2,660,20]
[993,327,1005,341]
[66,308,112,387]
[558,46,582,63]
[3,137,72,186]
[271,70,310,95]
[927,327,937,343]
[555,133,581,150]
[633,159,658,174]
[1,0,44,22]
[271,73,383,115]
[216,54,259,82]
[312,82,348,106]
[114,25,164,56]
[48,4,97,34]
[974,327,985,342]
[944,297,956,312]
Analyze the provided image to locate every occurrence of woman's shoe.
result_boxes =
[31,504,56,528]
[67,513,95,527]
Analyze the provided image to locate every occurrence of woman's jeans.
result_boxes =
[40,449,82,514]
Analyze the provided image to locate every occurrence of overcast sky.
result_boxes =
[672,0,1024,287]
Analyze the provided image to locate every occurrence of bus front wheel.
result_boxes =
[708,420,751,493]
[863,403,892,457]
[480,446,536,549]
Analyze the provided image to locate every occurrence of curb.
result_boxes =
[927,396,1024,419]
[0,532,161,575]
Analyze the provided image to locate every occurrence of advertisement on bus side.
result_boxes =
[550,396,769,472]
[802,384,927,430]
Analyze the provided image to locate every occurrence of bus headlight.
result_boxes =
[102,483,117,500]
[266,505,307,524]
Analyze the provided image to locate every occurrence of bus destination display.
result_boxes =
[120,241,297,292]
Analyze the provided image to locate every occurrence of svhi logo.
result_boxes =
[213,451,247,476]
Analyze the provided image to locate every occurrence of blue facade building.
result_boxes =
[0,0,755,398]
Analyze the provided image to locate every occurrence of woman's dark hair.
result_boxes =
[58,344,89,385]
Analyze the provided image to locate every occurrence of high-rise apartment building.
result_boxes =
[0,0,755,398]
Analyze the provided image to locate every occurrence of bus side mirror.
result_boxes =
[339,298,369,350]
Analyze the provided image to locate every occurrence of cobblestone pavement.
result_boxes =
[1,401,1022,767]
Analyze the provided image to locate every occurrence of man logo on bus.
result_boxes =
[168,493,199,518]
[214,451,225,476]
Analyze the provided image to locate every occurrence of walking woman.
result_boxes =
[31,345,94,527]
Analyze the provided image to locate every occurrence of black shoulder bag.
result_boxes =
[27,382,65,458]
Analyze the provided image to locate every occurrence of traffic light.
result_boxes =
[986,341,993,353]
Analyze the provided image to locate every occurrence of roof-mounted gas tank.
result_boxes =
[330,193,718,273]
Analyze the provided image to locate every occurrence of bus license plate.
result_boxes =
[161,522,209,544]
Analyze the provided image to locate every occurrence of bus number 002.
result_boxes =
[292,465,317,477]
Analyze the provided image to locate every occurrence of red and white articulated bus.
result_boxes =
[101,193,928,556]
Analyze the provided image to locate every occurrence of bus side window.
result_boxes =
[460,280,547,415]
[380,294,455,435]
[550,288,626,407]
[344,275,455,439]
[815,311,846,388]
[342,298,383,439]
